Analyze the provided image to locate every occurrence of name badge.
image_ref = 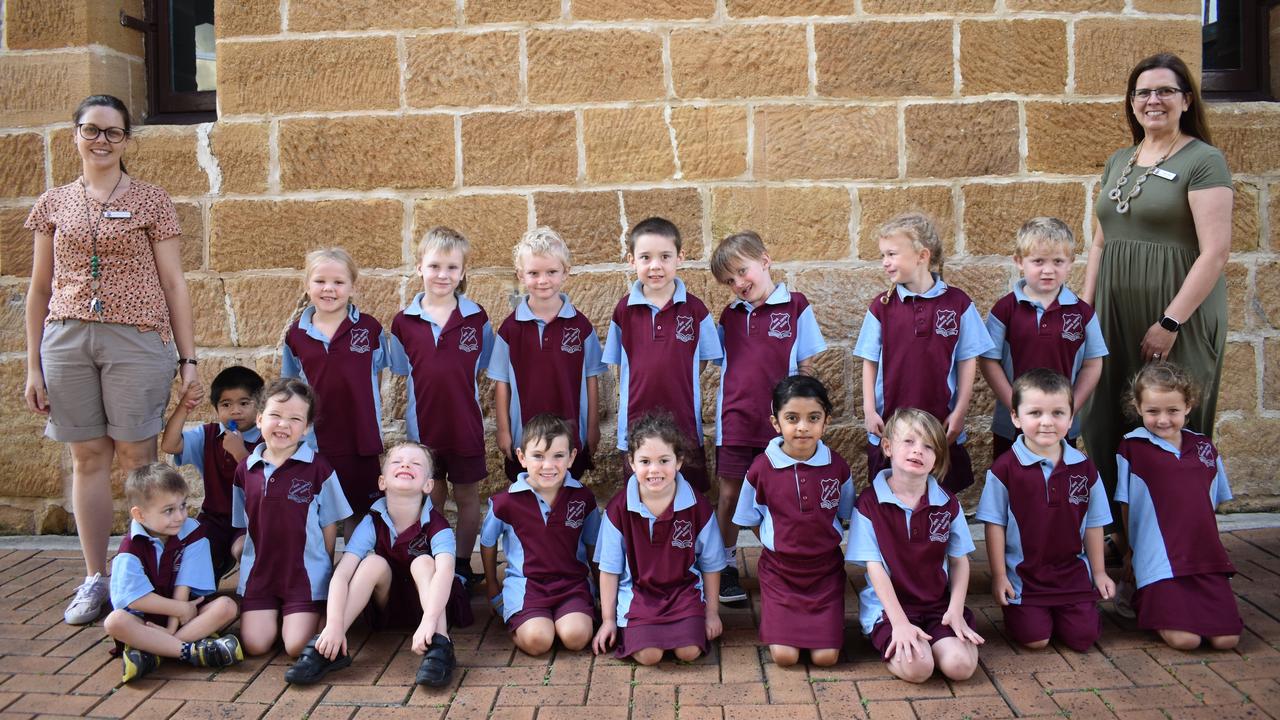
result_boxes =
[1151,168,1177,181]
[102,210,131,219]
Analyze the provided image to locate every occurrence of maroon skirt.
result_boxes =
[1133,573,1242,637]
[757,548,846,649]
[616,614,707,659]
[369,571,474,630]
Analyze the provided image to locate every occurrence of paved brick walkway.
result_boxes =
[1,528,1279,718]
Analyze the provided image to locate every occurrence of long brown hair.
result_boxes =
[1123,53,1212,145]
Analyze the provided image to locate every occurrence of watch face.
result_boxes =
[1160,317,1179,332]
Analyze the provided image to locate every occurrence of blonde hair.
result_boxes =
[513,226,572,274]
[1014,217,1075,258]
[709,230,768,283]
[877,212,943,304]
[280,247,360,349]
[882,408,950,481]
[125,462,189,508]
[381,441,435,479]
[417,225,471,295]
[1125,360,1201,419]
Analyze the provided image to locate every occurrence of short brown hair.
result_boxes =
[125,462,189,507]
[262,377,318,425]
[380,442,434,478]
[1012,367,1074,414]
[521,413,576,454]
[626,217,681,255]
[1125,360,1201,418]
[882,408,950,481]
[1123,53,1211,145]
[626,411,685,462]
[1014,217,1075,258]
[710,230,768,283]
[417,225,471,295]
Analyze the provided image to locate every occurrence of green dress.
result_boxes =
[1082,138,1232,507]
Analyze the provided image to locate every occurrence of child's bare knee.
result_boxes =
[515,623,554,657]
[810,648,840,667]
[632,647,663,665]
[892,657,935,684]
[673,645,702,662]
[1022,638,1051,650]
[1159,629,1201,651]
[1209,635,1239,650]
[769,645,800,667]
[103,609,134,636]
[557,621,592,651]
[209,596,238,623]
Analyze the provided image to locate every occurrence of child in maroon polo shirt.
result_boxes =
[593,412,727,665]
[847,408,984,684]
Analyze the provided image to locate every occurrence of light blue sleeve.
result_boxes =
[845,508,883,565]
[479,500,503,548]
[174,536,216,596]
[385,331,410,376]
[109,553,154,610]
[1114,453,1131,504]
[712,322,726,368]
[477,321,495,382]
[372,329,389,372]
[582,505,602,549]
[974,472,1009,526]
[981,313,1007,360]
[281,341,302,378]
[317,470,354,528]
[697,314,723,361]
[486,334,512,383]
[584,332,606,377]
[1082,315,1108,359]
[431,527,457,557]
[173,425,207,470]
[955,303,996,361]
[946,513,976,557]
[594,512,626,574]
[795,306,827,361]
[694,515,727,572]
[730,477,763,528]
[1085,476,1113,528]
[837,477,856,522]
[852,311,882,362]
[231,484,247,528]
[1211,457,1233,507]
[344,515,377,559]
[602,321,623,366]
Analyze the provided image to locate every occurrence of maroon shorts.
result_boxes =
[992,435,1076,464]
[867,441,974,495]
[196,510,245,576]
[622,444,709,493]
[869,606,976,661]
[503,448,595,484]
[434,451,489,485]
[757,548,845,649]
[241,595,323,616]
[1002,600,1100,653]
[616,614,707,659]
[506,592,595,634]
[1133,573,1243,638]
[715,445,767,482]
[327,453,384,517]
[368,567,474,630]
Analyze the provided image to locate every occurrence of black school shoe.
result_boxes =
[719,566,748,604]
[285,635,351,685]
[416,633,456,687]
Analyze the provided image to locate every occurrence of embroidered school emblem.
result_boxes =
[1061,313,1084,342]
[927,510,952,543]
[934,309,959,338]
[565,500,587,529]
[1197,441,1216,469]
[671,519,694,549]
[407,532,432,557]
[1068,475,1089,505]
[674,314,695,343]
[561,327,583,354]
[171,547,185,574]
[349,327,371,354]
[819,478,841,509]
[768,312,793,339]
[287,478,314,504]
[458,326,479,353]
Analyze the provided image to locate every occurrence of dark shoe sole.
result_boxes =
[285,652,351,685]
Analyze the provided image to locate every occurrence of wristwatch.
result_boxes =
[177,357,199,366]
[1158,315,1181,333]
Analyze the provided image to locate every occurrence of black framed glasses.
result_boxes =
[1130,87,1186,101]
[76,124,128,143]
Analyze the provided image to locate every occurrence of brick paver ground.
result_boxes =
[1,528,1279,718]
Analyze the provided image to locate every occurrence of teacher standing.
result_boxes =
[23,95,201,625]
[1082,54,1233,506]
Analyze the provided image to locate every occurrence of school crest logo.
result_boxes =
[1197,441,1216,468]
[561,327,583,354]
[674,314,695,343]
[170,547,185,574]
[927,510,952,542]
[287,478,314,504]
[819,478,841,510]
[565,500,587,529]
[1068,475,1090,505]
[934,309,959,338]
[768,312,793,340]
[1061,313,1084,342]
[407,532,432,557]
[671,519,694,549]
[458,326,479,353]
[349,327,371,354]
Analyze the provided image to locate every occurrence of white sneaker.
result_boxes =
[64,573,109,625]
[1113,581,1136,620]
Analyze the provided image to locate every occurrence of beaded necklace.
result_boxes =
[80,173,124,316]
[1106,131,1180,215]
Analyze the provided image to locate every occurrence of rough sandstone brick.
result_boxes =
[1272,184,1280,251]
[727,0,854,17]
[561,270,631,342]
[356,275,409,333]
[1265,339,1280,411]
[905,101,1019,178]
[1131,0,1199,13]
[209,122,269,195]
[789,267,887,339]
[670,106,748,181]
[1025,102,1129,175]
[1215,418,1280,507]
[462,112,577,187]
[1211,106,1280,175]
[210,200,403,272]
[754,105,897,181]
[571,0,714,20]
[1007,0,1123,9]
[280,116,454,191]
[288,0,454,31]
[224,274,305,347]
[711,186,851,262]
[406,32,520,107]
[862,0,991,12]
[946,263,1015,320]
[857,185,956,261]
[218,38,399,115]
[583,108,676,184]
[1256,260,1280,330]
[810,348,852,419]
[6,0,144,55]
[187,277,232,347]
[0,133,46,198]
[464,0,560,23]
[1225,261,1249,331]
[0,51,131,127]
[0,207,34,277]
[1219,342,1257,413]
[215,0,281,37]
[670,26,808,99]
[174,202,204,271]
[1233,181,1261,252]
[414,194,529,269]
[1073,19,1201,95]
[51,125,207,196]
[0,360,64,498]
[815,22,952,98]
[959,20,1066,95]
[621,188,705,262]
[962,182,1087,256]
[534,191,623,266]
[528,30,664,104]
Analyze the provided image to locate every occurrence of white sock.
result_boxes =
[725,545,738,570]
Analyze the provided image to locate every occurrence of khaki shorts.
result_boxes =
[40,319,175,443]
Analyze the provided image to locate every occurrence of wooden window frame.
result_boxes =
[123,0,216,124]
[1203,0,1278,101]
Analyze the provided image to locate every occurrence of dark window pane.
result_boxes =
[1204,0,1244,70]
[169,0,215,92]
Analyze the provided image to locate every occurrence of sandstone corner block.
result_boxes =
[962,182,1086,256]
[1073,19,1201,95]
[959,20,1066,95]
[670,106,748,181]
[1025,102,1129,175]
[534,191,623,266]
[215,0,281,37]
[209,123,269,195]
[0,133,46,198]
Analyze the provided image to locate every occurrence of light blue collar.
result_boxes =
[129,516,200,542]
[1012,280,1078,309]
[764,436,832,468]
[625,474,697,517]
[1123,426,1192,456]
[626,277,688,308]
[510,473,585,493]
[871,469,949,509]
[728,282,791,310]
[1011,435,1087,467]
[368,495,435,527]
[515,294,578,322]
[216,422,261,442]
[246,441,315,469]
[893,275,948,301]
[404,292,482,321]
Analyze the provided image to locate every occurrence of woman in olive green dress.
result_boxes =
[1082,53,1233,523]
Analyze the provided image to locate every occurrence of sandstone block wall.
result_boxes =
[0,0,1277,533]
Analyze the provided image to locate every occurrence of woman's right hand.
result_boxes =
[24,368,48,414]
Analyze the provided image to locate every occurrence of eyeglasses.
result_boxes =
[76,124,128,143]
[1130,87,1185,101]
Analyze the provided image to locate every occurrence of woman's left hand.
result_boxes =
[179,362,203,402]
[1139,322,1177,363]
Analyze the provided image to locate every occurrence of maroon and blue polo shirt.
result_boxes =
[109,517,215,626]
[731,438,853,555]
